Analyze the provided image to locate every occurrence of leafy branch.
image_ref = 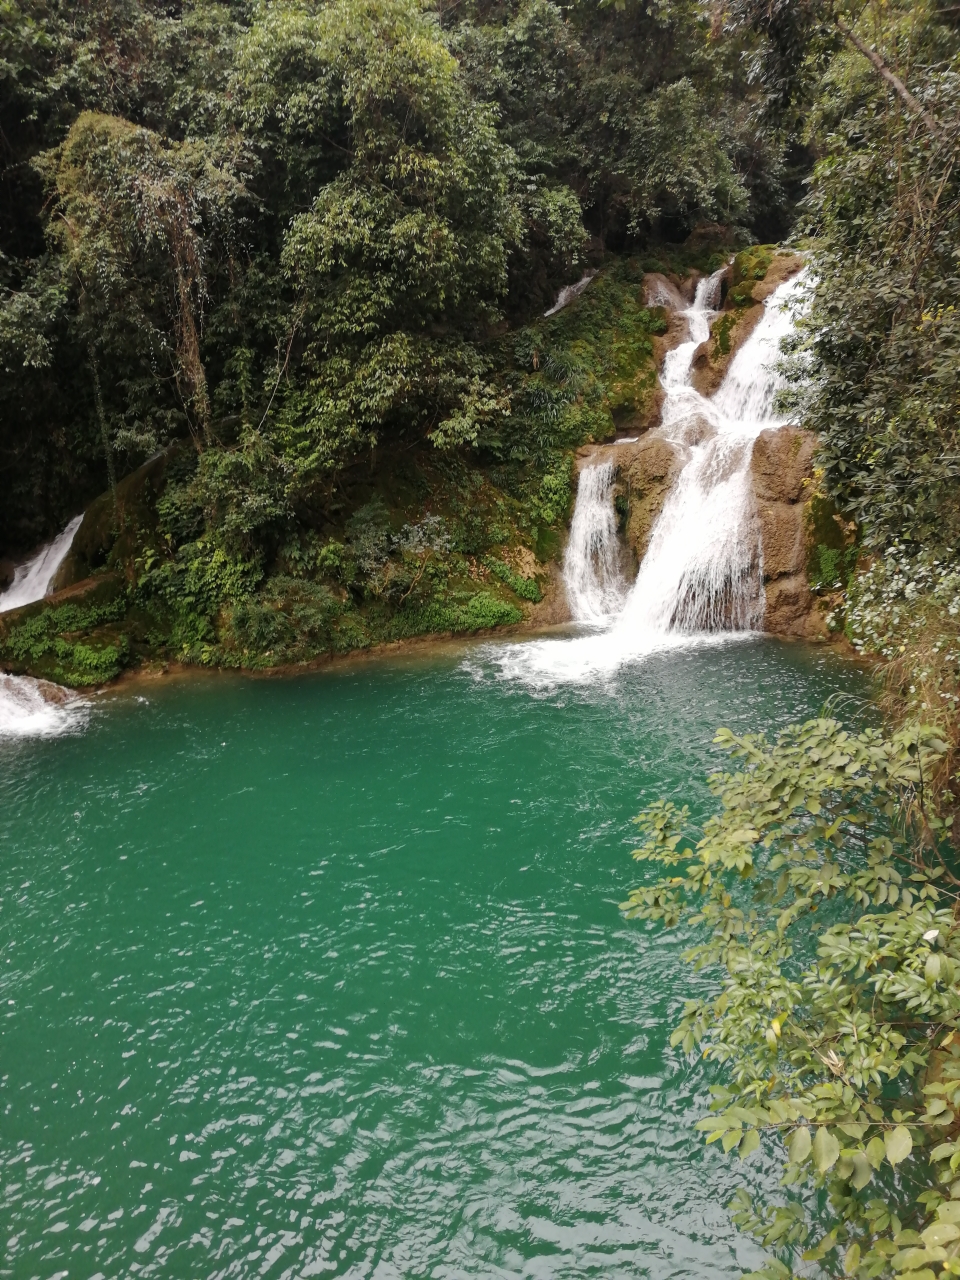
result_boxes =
[623,717,960,1280]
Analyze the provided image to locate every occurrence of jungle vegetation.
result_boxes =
[5,2,960,1277]
[0,0,797,675]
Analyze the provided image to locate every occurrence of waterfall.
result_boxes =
[615,270,805,636]
[563,462,626,624]
[494,269,807,684]
[545,272,597,317]
[0,515,83,615]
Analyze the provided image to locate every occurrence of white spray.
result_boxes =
[0,675,88,739]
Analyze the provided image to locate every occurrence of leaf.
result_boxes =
[893,1248,937,1271]
[722,1128,743,1153]
[788,1126,812,1164]
[850,1152,873,1190]
[813,1125,841,1173]
[739,1128,761,1160]
[922,1223,960,1247]
[886,1125,913,1167]
[844,1241,861,1274]
[866,1136,886,1169]
[839,1122,867,1140]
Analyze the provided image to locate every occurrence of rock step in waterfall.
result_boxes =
[492,265,810,685]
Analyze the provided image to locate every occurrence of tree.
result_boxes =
[51,111,244,447]
[623,716,960,1280]
[781,0,960,547]
[233,0,550,487]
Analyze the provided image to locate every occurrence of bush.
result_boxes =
[483,556,542,602]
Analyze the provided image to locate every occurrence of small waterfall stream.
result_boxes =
[562,461,626,624]
[0,514,83,614]
[0,515,87,736]
[498,269,807,683]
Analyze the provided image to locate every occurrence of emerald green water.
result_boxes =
[0,637,863,1278]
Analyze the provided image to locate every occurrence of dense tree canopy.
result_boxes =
[0,0,797,554]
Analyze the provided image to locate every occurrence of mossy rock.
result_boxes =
[732,245,776,290]
[55,445,183,589]
[804,492,859,592]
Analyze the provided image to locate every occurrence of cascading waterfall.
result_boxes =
[0,515,87,736]
[0,514,83,614]
[498,268,807,684]
[562,461,626,624]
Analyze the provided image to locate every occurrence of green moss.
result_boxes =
[733,244,775,288]
[711,313,737,357]
[805,492,858,592]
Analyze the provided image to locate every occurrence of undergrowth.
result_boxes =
[0,598,131,685]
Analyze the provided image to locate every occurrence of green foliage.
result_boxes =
[784,2,960,548]
[809,542,857,593]
[483,556,543,602]
[0,597,130,685]
[387,590,521,638]
[219,576,342,668]
[489,260,666,464]
[843,543,960,730]
[623,716,960,1280]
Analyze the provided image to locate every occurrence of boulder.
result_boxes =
[622,436,682,564]
[751,426,824,638]
[574,431,683,570]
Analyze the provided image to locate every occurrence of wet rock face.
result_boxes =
[622,436,684,565]
[577,434,683,569]
[751,426,824,638]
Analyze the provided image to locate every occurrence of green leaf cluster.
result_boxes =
[624,715,960,1280]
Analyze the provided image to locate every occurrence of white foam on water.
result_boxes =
[0,515,84,614]
[484,269,809,687]
[0,675,89,739]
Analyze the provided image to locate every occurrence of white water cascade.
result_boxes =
[0,674,88,738]
[562,461,626,624]
[495,268,807,684]
[0,514,83,615]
